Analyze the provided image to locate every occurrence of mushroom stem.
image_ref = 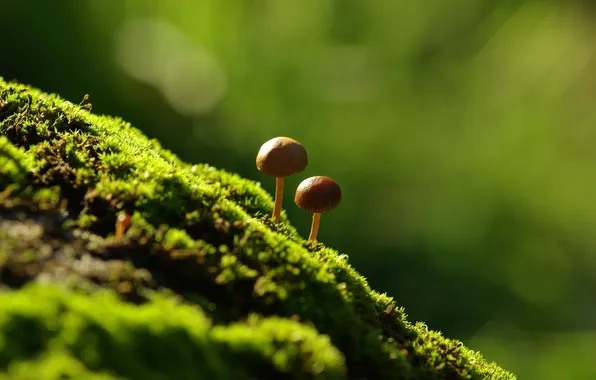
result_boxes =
[308,212,321,241]
[272,176,284,222]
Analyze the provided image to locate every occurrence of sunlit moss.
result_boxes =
[0,78,516,379]
[0,284,345,379]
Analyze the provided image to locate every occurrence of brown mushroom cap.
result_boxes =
[295,176,341,213]
[256,137,308,177]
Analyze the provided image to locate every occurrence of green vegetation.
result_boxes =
[0,78,515,379]
[0,285,344,380]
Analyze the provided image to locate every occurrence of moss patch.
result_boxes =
[0,284,345,380]
[0,78,515,379]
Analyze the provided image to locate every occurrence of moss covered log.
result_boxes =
[0,78,515,379]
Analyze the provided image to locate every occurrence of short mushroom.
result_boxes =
[115,213,131,239]
[294,176,341,241]
[257,137,308,223]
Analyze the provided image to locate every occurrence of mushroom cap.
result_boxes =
[256,137,308,177]
[295,176,341,213]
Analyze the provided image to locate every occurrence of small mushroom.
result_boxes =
[257,137,308,223]
[294,176,341,241]
[115,213,132,239]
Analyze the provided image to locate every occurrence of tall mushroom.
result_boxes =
[294,176,341,241]
[257,137,308,223]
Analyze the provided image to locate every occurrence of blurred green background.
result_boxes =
[3,1,596,378]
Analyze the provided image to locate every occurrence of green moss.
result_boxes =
[0,135,33,187]
[0,284,345,379]
[0,78,515,379]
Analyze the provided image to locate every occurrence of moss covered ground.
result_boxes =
[0,78,515,379]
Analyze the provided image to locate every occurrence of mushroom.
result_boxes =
[294,176,341,241]
[257,137,308,223]
[115,213,132,239]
